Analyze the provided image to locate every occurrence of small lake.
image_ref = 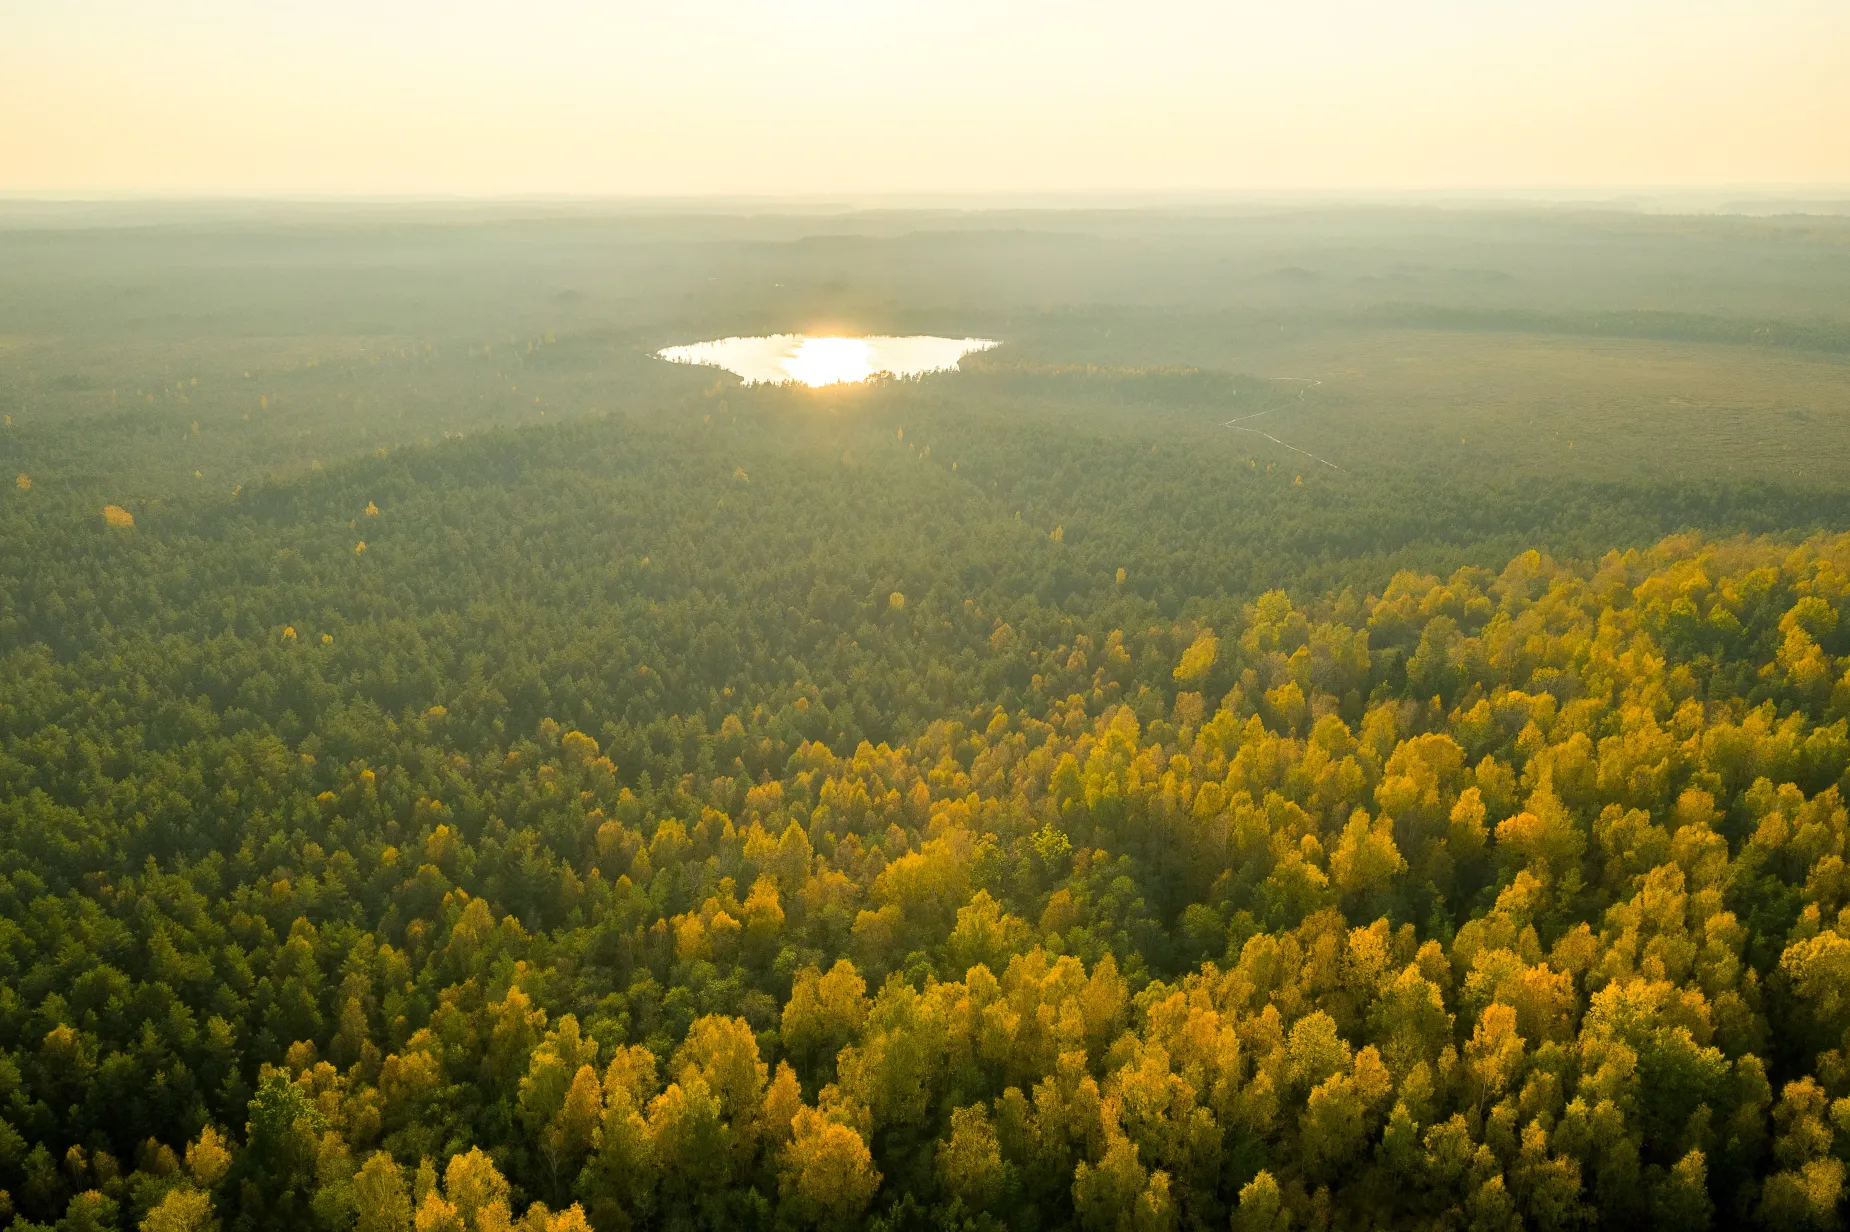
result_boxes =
[658,334,998,387]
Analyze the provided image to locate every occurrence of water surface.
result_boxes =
[659,334,998,387]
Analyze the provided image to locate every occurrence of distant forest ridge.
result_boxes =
[1366,305,1850,355]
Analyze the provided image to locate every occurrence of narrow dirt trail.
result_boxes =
[1223,384,1345,471]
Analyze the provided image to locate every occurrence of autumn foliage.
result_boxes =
[6,519,1850,1231]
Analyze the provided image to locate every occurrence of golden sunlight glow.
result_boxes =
[780,337,876,387]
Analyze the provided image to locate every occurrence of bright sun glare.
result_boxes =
[781,336,875,387]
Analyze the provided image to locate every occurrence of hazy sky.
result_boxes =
[4,0,1847,197]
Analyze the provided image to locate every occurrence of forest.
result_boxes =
[4,203,1850,1232]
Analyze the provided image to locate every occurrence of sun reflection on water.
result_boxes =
[781,336,875,386]
[658,334,997,387]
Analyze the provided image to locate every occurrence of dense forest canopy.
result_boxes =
[3,205,1850,1232]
